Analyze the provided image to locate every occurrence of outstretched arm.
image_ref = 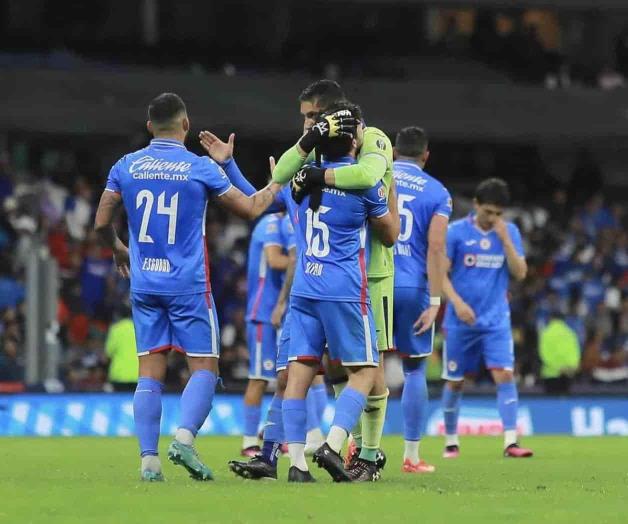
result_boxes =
[217,183,282,220]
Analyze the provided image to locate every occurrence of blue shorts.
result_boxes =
[131,292,219,357]
[247,321,277,380]
[442,327,514,380]
[393,286,434,358]
[276,311,291,372]
[289,296,378,367]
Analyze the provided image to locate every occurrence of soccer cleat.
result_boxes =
[504,443,534,458]
[312,443,351,482]
[344,439,359,468]
[345,445,387,471]
[280,443,289,456]
[402,459,436,474]
[140,470,164,482]
[346,458,380,482]
[241,445,261,458]
[443,445,460,459]
[228,456,277,480]
[167,440,214,481]
[287,466,316,483]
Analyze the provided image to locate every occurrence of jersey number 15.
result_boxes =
[136,189,179,245]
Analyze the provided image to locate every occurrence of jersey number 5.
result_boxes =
[136,190,179,244]
[398,194,416,242]
[305,206,331,258]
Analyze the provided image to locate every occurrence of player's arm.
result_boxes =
[368,182,400,247]
[494,219,527,281]
[217,184,282,220]
[265,245,290,271]
[442,259,476,326]
[94,190,130,278]
[271,246,296,328]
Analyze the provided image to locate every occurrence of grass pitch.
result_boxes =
[1,436,626,524]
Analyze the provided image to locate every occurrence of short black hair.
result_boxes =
[475,178,510,207]
[395,126,428,157]
[148,93,187,126]
[317,101,362,160]
[298,80,345,110]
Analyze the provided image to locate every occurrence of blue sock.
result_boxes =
[179,370,217,435]
[133,377,163,457]
[305,388,320,432]
[497,382,519,431]
[401,359,428,441]
[442,385,462,436]
[311,383,328,426]
[332,387,366,433]
[282,398,307,444]
[243,404,262,438]
[261,395,284,466]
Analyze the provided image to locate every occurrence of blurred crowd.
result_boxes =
[0,138,626,395]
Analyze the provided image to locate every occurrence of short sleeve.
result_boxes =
[434,187,453,220]
[281,215,296,250]
[446,224,458,261]
[263,217,282,247]
[105,160,122,194]
[509,223,525,257]
[364,182,389,218]
[198,157,232,196]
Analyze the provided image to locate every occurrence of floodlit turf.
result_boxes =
[1,436,626,524]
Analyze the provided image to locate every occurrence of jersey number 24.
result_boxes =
[136,189,179,245]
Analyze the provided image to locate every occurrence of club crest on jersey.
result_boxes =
[480,238,491,250]
[378,186,386,199]
[448,360,458,372]
[464,254,477,267]
[376,139,386,151]
[263,359,274,371]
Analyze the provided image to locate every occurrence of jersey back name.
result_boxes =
[105,139,231,295]
[444,215,524,330]
[392,160,452,289]
[292,157,389,303]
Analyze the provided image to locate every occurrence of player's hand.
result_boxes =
[271,300,287,329]
[199,131,234,163]
[454,300,476,326]
[291,165,325,206]
[298,110,359,154]
[269,156,276,175]
[113,243,130,278]
[493,218,509,241]
[413,305,440,335]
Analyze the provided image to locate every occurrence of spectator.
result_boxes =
[104,303,138,392]
[539,312,581,394]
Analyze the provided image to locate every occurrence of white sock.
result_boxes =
[306,428,325,446]
[175,428,195,446]
[326,425,348,454]
[141,455,162,473]
[288,443,308,471]
[404,440,420,463]
[504,429,517,448]
[445,434,460,447]
[242,435,259,449]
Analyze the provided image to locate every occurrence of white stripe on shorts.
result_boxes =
[362,314,374,364]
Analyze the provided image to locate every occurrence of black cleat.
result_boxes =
[345,446,387,472]
[312,443,351,482]
[346,458,381,482]
[228,456,277,480]
[375,448,387,471]
[287,466,316,483]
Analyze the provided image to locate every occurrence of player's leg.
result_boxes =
[130,292,170,481]
[485,330,533,458]
[304,374,326,453]
[315,301,379,482]
[166,292,220,480]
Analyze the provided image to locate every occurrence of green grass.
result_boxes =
[1,436,626,524]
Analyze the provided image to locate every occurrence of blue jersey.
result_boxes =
[246,213,292,323]
[291,157,389,303]
[106,138,232,295]
[280,213,296,252]
[392,160,452,289]
[444,215,525,331]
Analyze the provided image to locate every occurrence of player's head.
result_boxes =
[147,93,189,139]
[317,101,362,161]
[394,126,430,167]
[299,80,346,133]
[473,178,510,229]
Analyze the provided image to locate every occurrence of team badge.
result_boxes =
[263,359,274,371]
[448,360,458,372]
[376,139,386,151]
[480,238,491,250]
[464,254,476,267]
[378,186,386,199]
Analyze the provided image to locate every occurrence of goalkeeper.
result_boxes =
[272,80,396,481]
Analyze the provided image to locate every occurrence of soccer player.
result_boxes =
[440,178,533,459]
[392,127,451,473]
[240,212,292,456]
[94,93,282,482]
[282,102,399,483]
[272,80,395,479]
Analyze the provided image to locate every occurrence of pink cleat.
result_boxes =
[280,443,289,456]
[344,438,358,468]
[240,445,261,458]
[402,459,436,473]
[442,445,460,459]
[504,443,533,458]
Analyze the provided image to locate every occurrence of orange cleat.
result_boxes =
[402,458,436,473]
[504,443,533,458]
